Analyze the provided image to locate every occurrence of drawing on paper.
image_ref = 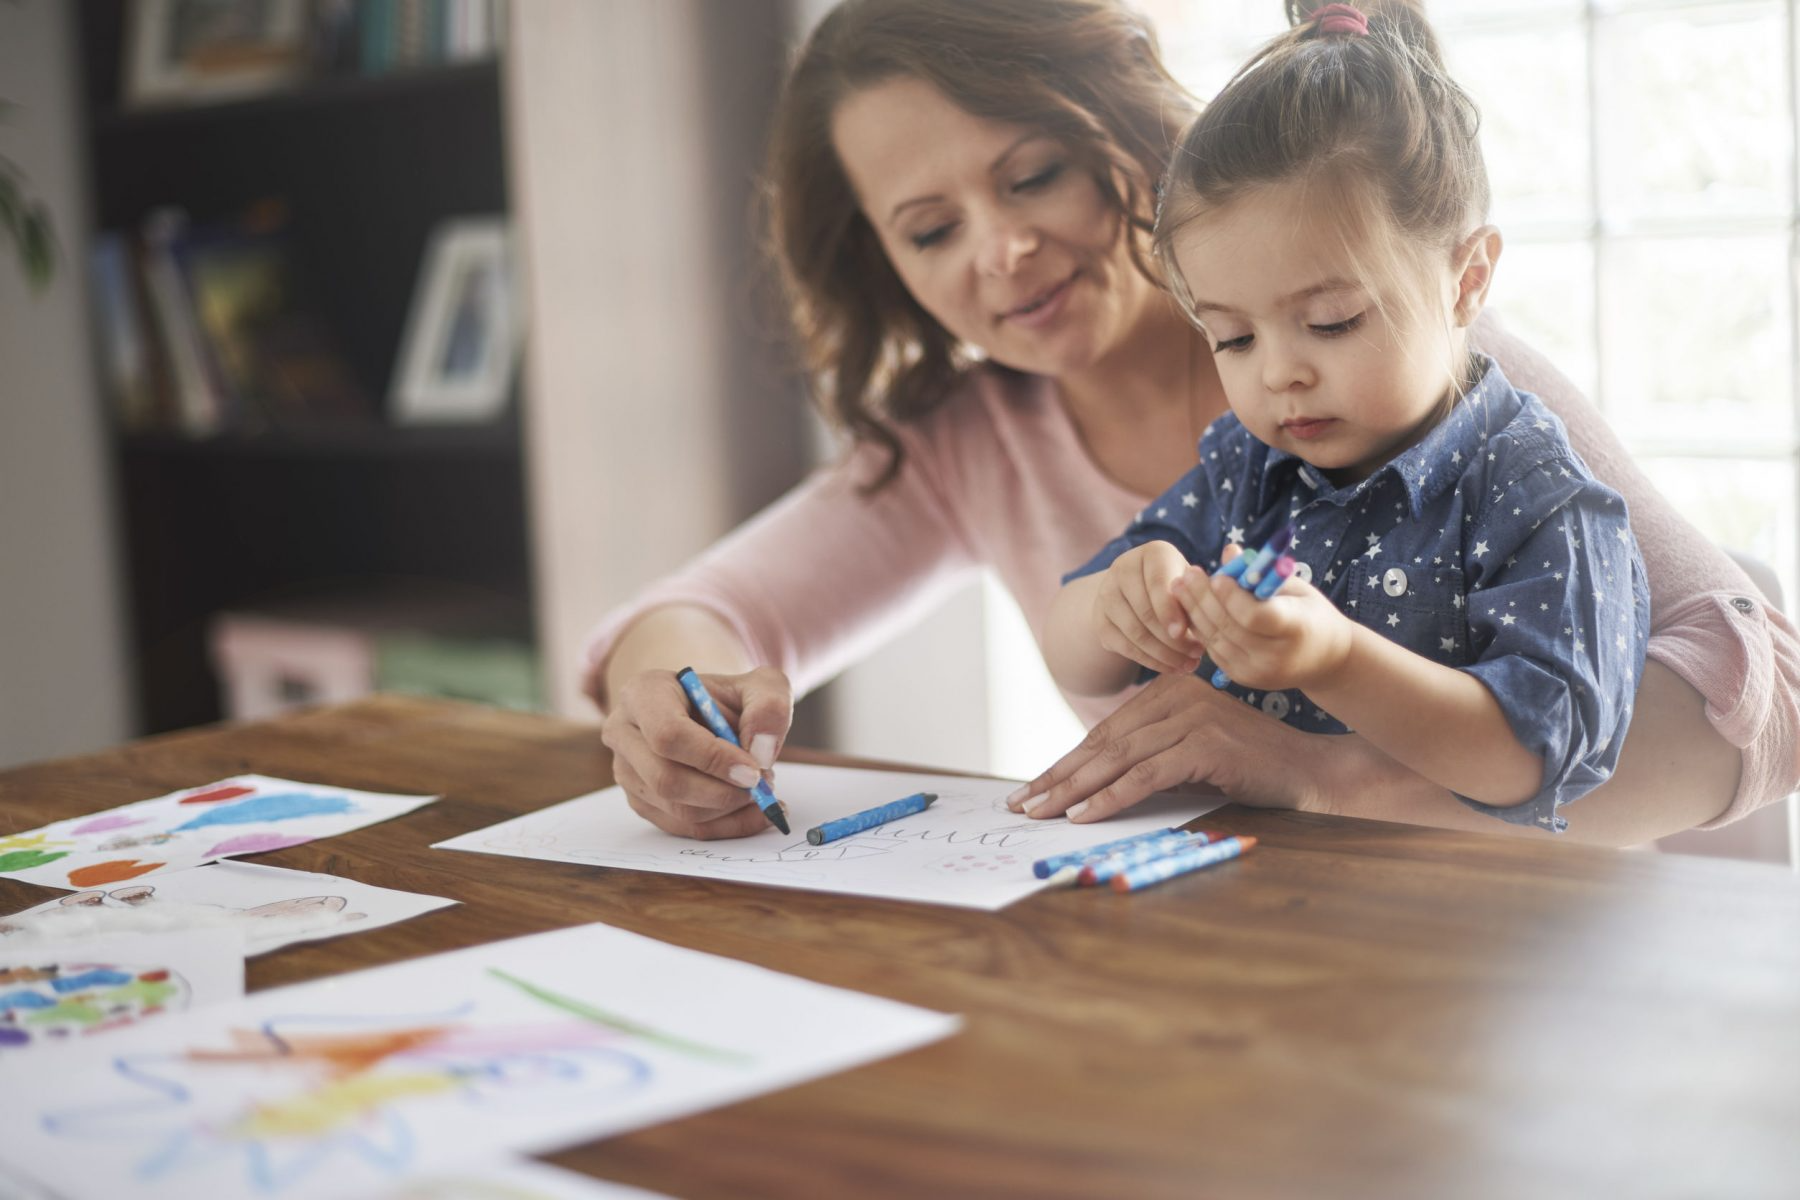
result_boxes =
[0,776,438,891]
[433,762,1225,910]
[37,968,750,1195]
[0,959,192,1048]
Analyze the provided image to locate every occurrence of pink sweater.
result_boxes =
[583,358,1800,829]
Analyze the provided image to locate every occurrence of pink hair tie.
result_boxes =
[1312,3,1369,35]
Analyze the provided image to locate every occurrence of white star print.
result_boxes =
[1220,479,1233,491]
[1500,613,1516,626]
[1363,542,1383,559]
[1366,532,1382,546]
[1473,541,1489,558]
[1452,594,1464,609]
[1182,492,1199,508]
[1439,637,1456,652]
[1451,450,1462,464]
[1367,575,1379,588]
[1386,612,1400,627]
[1156,507,1167,518]
[1323,569,1336,583]
[1225,526,1244,544]
[1616,527,1631,543]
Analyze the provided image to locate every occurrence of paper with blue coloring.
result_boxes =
[0,776,438,891]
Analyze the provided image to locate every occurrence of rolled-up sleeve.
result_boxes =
[1458,460,1650,831]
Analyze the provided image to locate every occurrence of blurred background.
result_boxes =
[1,0,1793,861]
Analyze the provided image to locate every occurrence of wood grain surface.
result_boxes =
[2,695,1795,1200]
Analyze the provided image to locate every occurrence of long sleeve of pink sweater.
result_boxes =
[582,351,1800,828]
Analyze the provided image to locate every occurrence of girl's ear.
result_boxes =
[1451,226,1502,327]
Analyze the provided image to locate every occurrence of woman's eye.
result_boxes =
[1014,163,1064,193]
[1212,334,1253,354]
[910,223,956,250]
[1310,312,1366,337]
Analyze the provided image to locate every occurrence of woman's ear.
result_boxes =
[1451,225,1502,327]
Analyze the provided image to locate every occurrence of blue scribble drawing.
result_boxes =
[172,794,358,832]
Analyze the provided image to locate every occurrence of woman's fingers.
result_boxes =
[605,720,755,823]
[703,666,794,772]
[619,670,766,788]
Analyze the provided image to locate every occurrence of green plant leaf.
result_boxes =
[22,203,53,290]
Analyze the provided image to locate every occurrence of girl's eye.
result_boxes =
[1014,163,1064,193]
[1212,334,1253,354]
[1310,312,1366,337]
[910,223,956,250]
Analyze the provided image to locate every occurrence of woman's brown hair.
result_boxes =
[1153,0,1488,334]
[765,0,1195,489]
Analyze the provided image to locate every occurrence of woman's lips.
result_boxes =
[1003,273,1077,328]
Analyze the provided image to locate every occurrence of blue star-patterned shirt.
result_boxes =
[1067,357,1650,832]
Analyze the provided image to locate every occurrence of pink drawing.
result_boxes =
[203,833,311,857]
[70,814,145,836]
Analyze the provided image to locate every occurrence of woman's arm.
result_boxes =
[587,419,981,839]
[1475,312,1800,830]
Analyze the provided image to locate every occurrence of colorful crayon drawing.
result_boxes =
[0,959,193,1049]
[0,924,958,1200]
[0,776,437,891]
[436,763,1223,910]
[1,862,456,956]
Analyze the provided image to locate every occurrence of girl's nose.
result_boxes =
[1261,340,1317,392]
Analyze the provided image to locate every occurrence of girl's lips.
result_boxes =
[1003,273,1077,328]
[1281,418,1336,440]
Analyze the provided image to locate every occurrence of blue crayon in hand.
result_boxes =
[1209,522,1298,690]
[807,792,936,845]
[674,667,789,835]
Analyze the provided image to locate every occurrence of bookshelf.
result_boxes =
[76,2,531,735]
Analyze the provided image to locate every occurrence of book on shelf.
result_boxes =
[96,204,373,438]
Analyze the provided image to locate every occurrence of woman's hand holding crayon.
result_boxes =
[1171,541,1354,693]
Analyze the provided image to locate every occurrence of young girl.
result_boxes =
[1042,0,1648,832]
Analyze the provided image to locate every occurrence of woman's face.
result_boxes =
[831,77,1161,378]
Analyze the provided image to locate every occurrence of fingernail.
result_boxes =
[728,765,760,788]
[1021,793,1046,815]
[1067,801,1090,820]
[1167,622,1184,638]
[750,733,776,770]
[1004,784,1028,806]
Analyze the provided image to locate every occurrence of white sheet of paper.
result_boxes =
[358,1157,674,1199]
[3,862,459,956]
[434,762,1225,910]
[0,927,243,1053]
[0,775,438,890]
[0,923,958,1200]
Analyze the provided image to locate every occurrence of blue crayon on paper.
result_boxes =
[1109,835,1257,893]
[807,792,936,845]
[674,667,790,835]
[1078,829,1224,886]
[1030,827,1186,879]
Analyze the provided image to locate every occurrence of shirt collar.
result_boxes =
[1259,355,1515,517]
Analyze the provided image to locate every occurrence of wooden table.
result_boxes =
[3,696,1796,1199]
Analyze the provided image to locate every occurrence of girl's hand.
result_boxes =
[600,666,793,840]
[1093,541,1206,676]
[1171,554,1352,692]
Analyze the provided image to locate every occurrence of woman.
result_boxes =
[586,0,1799,845]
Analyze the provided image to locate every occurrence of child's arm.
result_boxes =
[1046,542,1203,697]
[1174,563,1542,807]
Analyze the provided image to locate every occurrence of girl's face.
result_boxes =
[1171,181,1485,485]
[831,77,1164,379]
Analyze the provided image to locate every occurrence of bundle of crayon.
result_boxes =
[1030,827,1256,892]
[1209,521,1298,689]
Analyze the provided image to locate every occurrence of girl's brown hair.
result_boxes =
[765,0,1195,488]
[1153,0,1488,332]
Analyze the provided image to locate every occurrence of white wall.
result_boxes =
[0,1,132,767]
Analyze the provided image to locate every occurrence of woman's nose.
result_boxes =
[974,216,1040,277]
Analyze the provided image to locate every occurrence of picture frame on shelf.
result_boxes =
[124,0,311,109]
[391,217,521,425]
